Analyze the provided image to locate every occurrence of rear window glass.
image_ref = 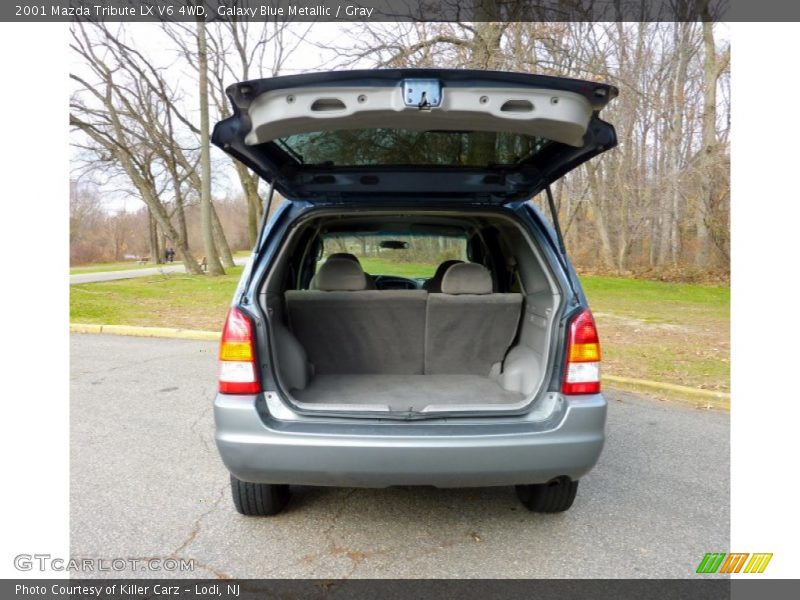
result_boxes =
[319,233,468,279]
[276,128,551,167]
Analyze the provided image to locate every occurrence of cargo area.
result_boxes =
[261,210,563,415]
[293,374,525,412]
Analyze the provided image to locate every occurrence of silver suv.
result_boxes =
[211,69,615,515]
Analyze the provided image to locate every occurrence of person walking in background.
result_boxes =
[167,247,175,263]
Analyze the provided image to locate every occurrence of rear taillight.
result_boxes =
[562,309,601,395]
[218,307,261,394]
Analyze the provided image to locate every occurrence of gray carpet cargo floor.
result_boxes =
[292,374,524,411]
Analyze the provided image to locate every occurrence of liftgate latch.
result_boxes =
[402,79,442,109]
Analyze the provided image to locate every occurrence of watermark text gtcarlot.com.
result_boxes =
[14,553,194,572]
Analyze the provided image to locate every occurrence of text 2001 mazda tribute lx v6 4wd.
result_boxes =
[211,69,616,515]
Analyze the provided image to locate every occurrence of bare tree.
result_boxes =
[166,16,310,247]
[694,0,730,267]
[70,23,203,273]
[71,21,240,272]
[196,17,225,276]
[71,21,730,279]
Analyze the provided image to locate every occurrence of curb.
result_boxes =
[70,323,730,401]
[70,323,220,342]
[604,375,730,401]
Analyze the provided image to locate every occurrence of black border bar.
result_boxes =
[4,0,800,23]
[0,579,737,600]
[6,578,800,599]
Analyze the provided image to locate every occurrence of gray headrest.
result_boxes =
[440,262,493,295]
[327,252,361,265]
[315,257,367,291]
[423,259,464,292]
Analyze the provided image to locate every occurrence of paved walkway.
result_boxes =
[70,256,249,285]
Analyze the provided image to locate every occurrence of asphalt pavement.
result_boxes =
[70,334,729,579]
[70,257,249,285]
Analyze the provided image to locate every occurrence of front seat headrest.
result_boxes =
[327,252,361,264]
[423,259,464,293]
[314,257,367,291]
[440,262,493,295]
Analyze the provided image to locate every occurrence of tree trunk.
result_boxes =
[143,184,201,273]
[233,162,262,247]
[659,22,692,267]
[696,6,717,267]
[210,202,235,268]
[174,190,189,252]
[586,164,615,270]
[196,18,224,275]
[160,229,168,262]
[148,208,160,264]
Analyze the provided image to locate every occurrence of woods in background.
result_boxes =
[70,19,729,280]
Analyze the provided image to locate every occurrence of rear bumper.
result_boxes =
[214,392,606,488]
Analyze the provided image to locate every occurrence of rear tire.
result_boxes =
[230,475,290,516]
[516,477,578,513]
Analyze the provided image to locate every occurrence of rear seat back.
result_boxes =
[286,258,427,374]
[425,263,523,375]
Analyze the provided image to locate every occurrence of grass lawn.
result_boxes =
[581,276,729,393]
[70,264,729,395]
[359,257,440,279]
[70,267,244,331]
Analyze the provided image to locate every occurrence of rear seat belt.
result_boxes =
[507,255,524,294]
